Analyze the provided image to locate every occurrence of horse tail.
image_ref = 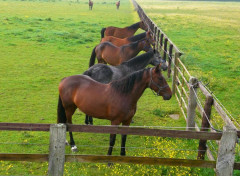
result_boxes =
[89,46,96,67]
[57,95,67,123]
[101,28,106,38]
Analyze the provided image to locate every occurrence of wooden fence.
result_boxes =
[0,1,239,175]
[0,122,240,176]
[131,0,240,174]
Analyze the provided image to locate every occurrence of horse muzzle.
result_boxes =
[163,94,172,100]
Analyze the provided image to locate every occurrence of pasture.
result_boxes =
[0,0,238,175]
[137,0,240,122]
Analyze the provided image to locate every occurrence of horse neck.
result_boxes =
[122,52,153,72]
[127,22,140,32]
[127,70,150,105]
[128,32,146,42]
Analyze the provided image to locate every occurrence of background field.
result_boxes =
[0,0,239,175]
[137,0,240,122]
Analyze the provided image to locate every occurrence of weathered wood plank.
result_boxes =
[172,52,180,94]
[163,38,168,61]
[187,77,198,131]
[176,85,188,110]
[213,100,237,130]
[0,123,50,131]
[48,124,66,176]
[68,124,222,140]
[0,153,48,162]
[2,153,240,169]
[198,95,213,160]
[177,57,191,78]
[198,82,212,97]
[168,44,173,78]
[175,92,187,121]
[176,76,189,99]
[216,125,238,175]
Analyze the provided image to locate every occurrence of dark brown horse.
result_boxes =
[89,0,93,10]
[101,31,154,47]
[57,65,172,154]
[89,38,154,67]
[116,1,120,9]
[101,21,148,39]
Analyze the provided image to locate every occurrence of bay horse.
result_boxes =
[116,1,120,9]
[89,0,93,10]
[57,64,172,154]
[89,38,154,67]
[101,21,148,39]
[101,31,154,47]
[84,50,167,125]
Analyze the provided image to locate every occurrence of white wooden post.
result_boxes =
[216,125,237,176]
[186,77,198,130]
[48,124,66,176]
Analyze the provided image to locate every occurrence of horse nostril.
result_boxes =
[163,94,172,100]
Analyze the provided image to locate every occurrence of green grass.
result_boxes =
[0,0,238,175]
[137,0,240,122]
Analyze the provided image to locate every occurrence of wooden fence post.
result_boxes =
[197,95,213,159]
[186,77,198,131]
[48,124,66,176]
[163,38,168,61]
[168,44,173,78]
[216,125,237,176]
[171,52,180,95]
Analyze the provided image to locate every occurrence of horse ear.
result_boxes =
[155,64,162,73]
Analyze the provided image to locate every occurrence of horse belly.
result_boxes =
[74,89,112,119]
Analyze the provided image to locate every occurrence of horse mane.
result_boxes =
[128,32,146,42]
[110,68,148,95]
[127,22,140,30]
[121,51,154,68]
[121,39,144,52]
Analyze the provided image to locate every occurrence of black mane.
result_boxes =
[128,32,146,42]
[111,68,149,94]
[121,39,143,52]
[121,51,154,68]
[127,22,140,30]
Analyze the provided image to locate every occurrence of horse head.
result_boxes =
[142,38,153,52]
[146,30,156,47]
[139,21,148,31]
[149,65,172,100]
[151,50,168,71]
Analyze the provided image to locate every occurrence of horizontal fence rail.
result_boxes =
[0,123,239,138]
[2,153,240,169]
[1,123,240,173]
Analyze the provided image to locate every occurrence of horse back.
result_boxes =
[101,36,129,47]
[105,26,133,39]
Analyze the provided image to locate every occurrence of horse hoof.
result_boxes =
[71,146,78,152]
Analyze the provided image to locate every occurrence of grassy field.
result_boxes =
[0,0,239,175]
[137,0,240,123]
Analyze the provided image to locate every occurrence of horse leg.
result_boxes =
[107,133,116,167]
[85,115,93,125]
[120,135,127,156]
[65,107,77,152]
[107,134,116,156]
[121,119,132,156]
[89,116,93,125]
[85,114,89,125]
